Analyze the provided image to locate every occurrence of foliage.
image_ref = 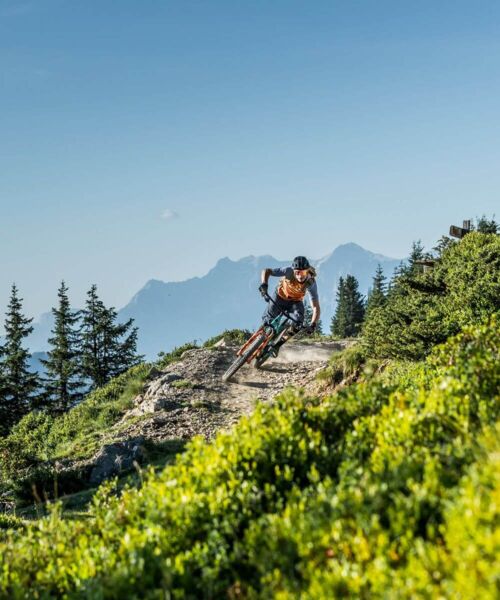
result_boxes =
[0,363,151,503]
[40,281,84,413]
[0,284,40,435]
[0,514,24,532]
[155,342,199,368]
[330,275,365,338]
[80,284,143,390]
[474,214,499,234]
[203,329,252,348]
[0,340,201,505]
[365,264,387,318]
[316,343,367,386]
[0,314,497,598]
[363,232,500,360]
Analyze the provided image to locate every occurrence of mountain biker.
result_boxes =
[258,256,320,355]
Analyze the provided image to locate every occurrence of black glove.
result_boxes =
[305,322,317,335]
[259,283,268,297]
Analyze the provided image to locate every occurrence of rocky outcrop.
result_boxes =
[58,341,348,491]
[89,437,145,485]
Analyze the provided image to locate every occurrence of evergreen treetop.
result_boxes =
[365,264,387,316]
[0,284,39,434]
[330,275,365,338]
[80,285,142,389]
[40,281,84,413]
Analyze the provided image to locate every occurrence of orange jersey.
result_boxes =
[269,266,319,303]
[277,275,312,301]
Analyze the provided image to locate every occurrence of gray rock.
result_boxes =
[90,437,145,485]
[145,372,183,399]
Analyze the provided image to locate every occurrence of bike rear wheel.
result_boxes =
[222,332,268,382]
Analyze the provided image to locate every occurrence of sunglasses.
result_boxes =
[294,269,309,276]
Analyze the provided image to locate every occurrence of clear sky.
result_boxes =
[1,0,499,323]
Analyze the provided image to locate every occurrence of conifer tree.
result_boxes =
[0,284,39,434]
[330,275,365,338]
[408,239,426,275]
[475,215,499,234]
[80,285,142,389]
[100,305,142,380]
[330,276,347,337]
[432,235,456,258]
[365,264,387,316]
[40,281,84,413]
[80,285,105,388]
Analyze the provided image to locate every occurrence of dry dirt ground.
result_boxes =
[119,342,344,445]
[54,342,347,490]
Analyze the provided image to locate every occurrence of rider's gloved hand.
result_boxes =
[305,322,317,335]
[259,283,268,297]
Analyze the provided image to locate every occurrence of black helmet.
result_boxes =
[292,256,310,270]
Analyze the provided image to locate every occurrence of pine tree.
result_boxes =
[408,239,426,274]
[365,264,387,316]
[80,285,106,388]
[330,276,347,337]
[432,235,456,258]
[475,215,499,234]
[100,306,142,380]
[80,285,142,389]
[40,281,84,413]
[330,275,365,338]
[0,284,39,434]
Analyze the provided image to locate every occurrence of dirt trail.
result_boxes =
[61,342,347,487]
[119,342,344,443]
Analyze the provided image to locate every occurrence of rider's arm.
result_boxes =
[311,299,321,325]
[308,281,320,324]
[261,268,273,285]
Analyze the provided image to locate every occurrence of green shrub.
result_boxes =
[203,328,252,348]
[155,342,199,369]
[363,232,500,360]
[0,363,151,503]
[317,343,367,385]
[0,514,24,532]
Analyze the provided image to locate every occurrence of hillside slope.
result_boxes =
[0,340,347,508]
[0,314,498,598]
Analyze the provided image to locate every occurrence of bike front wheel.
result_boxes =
[222,332,268,382]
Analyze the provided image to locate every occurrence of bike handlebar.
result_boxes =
[263,293,304,326]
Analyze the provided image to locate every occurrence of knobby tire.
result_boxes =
[222,332,268,382]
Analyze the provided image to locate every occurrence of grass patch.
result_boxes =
[203,329,251,348]
[171,379,194,390]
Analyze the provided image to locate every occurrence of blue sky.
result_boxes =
[1,0,499,322]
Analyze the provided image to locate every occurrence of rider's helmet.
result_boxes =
[292,256,310,270]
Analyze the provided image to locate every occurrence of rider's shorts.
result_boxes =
[262,293,304,331]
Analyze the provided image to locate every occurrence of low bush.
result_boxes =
[0,514,24,532]
[203,328,252,348]
[155,342,199,369]
[317,343,367,386]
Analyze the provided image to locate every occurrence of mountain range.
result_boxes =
[21,243,402,361]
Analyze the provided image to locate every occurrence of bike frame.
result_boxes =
[237,294,303,363]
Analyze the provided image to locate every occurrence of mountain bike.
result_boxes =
[222,294,304,382]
